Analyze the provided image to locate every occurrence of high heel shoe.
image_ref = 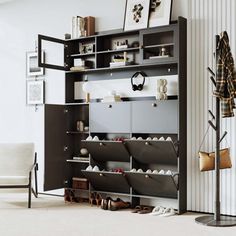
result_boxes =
[95,193,102,206]
[89,192,96,206]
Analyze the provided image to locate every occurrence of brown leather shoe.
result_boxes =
[108,198,130,211]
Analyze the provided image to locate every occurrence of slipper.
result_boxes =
[149,206,165,216]
[131,205,143,213]
[138,206,154,214]
[159,207,176,217]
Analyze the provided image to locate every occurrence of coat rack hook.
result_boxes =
[207,67,215,77]
[219,131,227,144]
[208,120,217,131]
[208,110,215,120]
[210,76,216,87]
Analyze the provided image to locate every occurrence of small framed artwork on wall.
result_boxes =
[124,0,150,31]
[26,80,45,105]
[149,0,172,27]
[26,51,45,77]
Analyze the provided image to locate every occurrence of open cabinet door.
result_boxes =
[44,105,71,191]
[38,34,69,71]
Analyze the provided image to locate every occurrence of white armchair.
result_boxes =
[0,143,38,208]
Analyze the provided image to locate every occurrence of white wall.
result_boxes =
[0,0,188,194]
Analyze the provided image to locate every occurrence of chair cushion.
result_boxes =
[0,176,29,186]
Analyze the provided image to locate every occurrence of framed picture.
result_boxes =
[26,51,45,77]
[149,0,172,27]
[26,80,45,105]
[124,0,150,31]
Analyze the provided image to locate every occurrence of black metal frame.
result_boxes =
[0,153,38,208]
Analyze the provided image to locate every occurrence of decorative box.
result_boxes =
[72,177,89,190]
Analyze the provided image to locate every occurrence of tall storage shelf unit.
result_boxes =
[39,16,187,214]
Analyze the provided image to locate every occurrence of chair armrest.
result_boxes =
[29,162,38,172]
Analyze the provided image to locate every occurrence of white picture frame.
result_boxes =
[26,51,45,77]
[149,0,172,27]
[26,80,45,105]
[124,0,150,31]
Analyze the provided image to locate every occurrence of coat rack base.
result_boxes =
[195,215,236,227]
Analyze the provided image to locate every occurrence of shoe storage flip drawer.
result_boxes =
[125,172,178,199]
[89,102,131,133]
[131,100,178,133]
[81,141,130,162]
[82,170,130,194]
[126,140,177,165]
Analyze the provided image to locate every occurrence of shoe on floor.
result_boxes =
[131,205,143,213]
[138,206,154,214]
[150,206,165,216]
[108,198,130,211]
[159,207,176,217]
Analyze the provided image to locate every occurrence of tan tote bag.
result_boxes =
[198,148,232,171]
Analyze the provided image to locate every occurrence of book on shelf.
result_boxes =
[70,66,88,71]
[149,55,170,59]
[73,156,89,161]
[109,61,132,68]
[115,45,128,50]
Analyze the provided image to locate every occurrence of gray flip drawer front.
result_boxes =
[81,141,130,162]
[131,100,178,133]
[90,102,131,133]
[126,140,177,165]
[82,170,130,194]
[125,172,178,199]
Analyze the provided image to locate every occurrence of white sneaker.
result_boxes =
[166,137,172,142]
[166,170,172,175]
[152,170,159,174]
[146,169,152,173]
[159,207,176,217]
[130,168,137,172]
[150,206,165,216]
[159,137,165,141]
[153,137,158,141]
[86,165,92,171]
[93,165,99,171]
[131,137,137,140]
[137,137,143,140]
[146,137,152,141]
[93,136,99,141]
[137,169,143,173]
[159,170,165,174]
[86,136,93,141]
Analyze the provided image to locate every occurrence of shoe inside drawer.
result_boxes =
[125,172,178,199]
[82,170,130,194]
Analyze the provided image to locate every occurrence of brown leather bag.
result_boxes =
[198,148,232,171]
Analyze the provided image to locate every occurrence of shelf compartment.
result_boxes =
[125,140,177,165]
[81,170,130,194]
[81,140,130,162]
[125,172,178,199]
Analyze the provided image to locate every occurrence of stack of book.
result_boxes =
[73,156,89,161]
[110,52,132,68]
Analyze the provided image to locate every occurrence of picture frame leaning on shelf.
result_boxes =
[148,0,172,27]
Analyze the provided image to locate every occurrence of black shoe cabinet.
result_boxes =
[40,17,187,213]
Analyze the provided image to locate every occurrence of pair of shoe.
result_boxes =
[86,165,100,171]
[101,197,130,211]
[131,205,154,214]
[86,136,99,141]
[89,192,102,206]
[150,206,176,217]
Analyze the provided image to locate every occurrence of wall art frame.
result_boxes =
[124,0,150,31]
[26,80,45,105]
[26,51,45,77]
[148,0,172,27]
